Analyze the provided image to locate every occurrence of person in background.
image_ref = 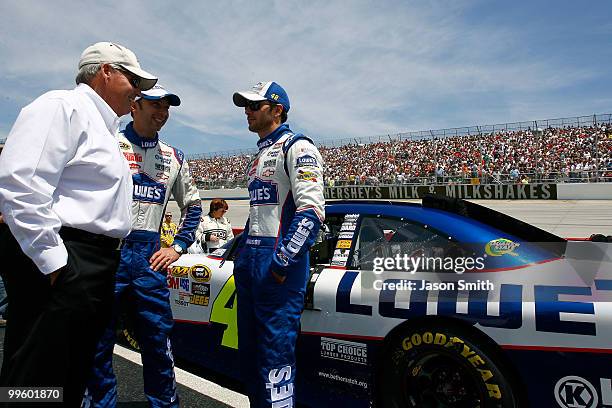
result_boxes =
[161,212,178,247]
[84,84,201,407]
[189,198,234,254]
[0,41,157,405]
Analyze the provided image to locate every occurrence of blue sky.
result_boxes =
[1,1,611,156]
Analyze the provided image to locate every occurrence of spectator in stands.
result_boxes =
[186,124,612,187]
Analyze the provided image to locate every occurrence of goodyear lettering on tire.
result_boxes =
[401,332,501,399]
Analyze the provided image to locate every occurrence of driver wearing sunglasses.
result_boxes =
[232,81,325,408]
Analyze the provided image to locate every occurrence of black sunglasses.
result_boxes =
[245,100,275,111]
[112,65,141,89]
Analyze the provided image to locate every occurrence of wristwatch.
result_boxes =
[172,244,184,255]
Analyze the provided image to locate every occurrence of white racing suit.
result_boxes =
[188,214,234,254]
[85,122,202,407]
[233,123,325,407]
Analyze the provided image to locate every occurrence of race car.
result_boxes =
[130,196,612,408]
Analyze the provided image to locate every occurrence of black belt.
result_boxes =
[59,226,122,249]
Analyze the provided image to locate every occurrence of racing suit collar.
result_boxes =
[124,121,159,148]
[257,123,291,150]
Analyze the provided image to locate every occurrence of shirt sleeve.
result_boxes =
[172,158,202,249]
[0,97,75,274]
[271,139,326,275]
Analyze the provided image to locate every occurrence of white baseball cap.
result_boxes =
[139,84,181,106]
[79,42,157,91]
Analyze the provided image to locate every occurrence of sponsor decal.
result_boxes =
[338,231,355,240]
[207,229,228,240]
[268,150,280,157]
[190,264,212,282]
[331,248,350,266]
[297,169,318,182]
[123,152,143,162]
[129,163,141,170]
[210,248,226,257]
[485,238,520,257]
[285,218,315,257]
[261,168,275,177]
[554,376,599,408]
[190,294,209,306]
[174,293,190,307]
[155,154,172,165]
[324,184,557,200]
[248,178,279,206]
[170,266,189,278]
[158,148,172,157]
[156,172,169,181]
[336,240,352,249]
[320,337,367,365]
[296,154,318,168]
[132,173,166,204]
[155,163,171,172]
[119,141,131,150]
[191,283,210,306]
[263,159,277,167]
[248,158,260,177]
[266,366,294,407]
[142,140,157,148]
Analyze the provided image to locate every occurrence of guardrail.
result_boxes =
[195,170,612,190]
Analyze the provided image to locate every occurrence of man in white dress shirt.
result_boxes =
[0,42,157,406]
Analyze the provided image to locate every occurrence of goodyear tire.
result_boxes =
[380,323,519,408]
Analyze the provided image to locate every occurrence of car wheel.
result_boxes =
[380,323,519,408]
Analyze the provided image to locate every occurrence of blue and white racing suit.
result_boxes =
[84,122,202,408]
[233,123,325,408]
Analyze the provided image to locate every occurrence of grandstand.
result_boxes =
[188,114,612,190]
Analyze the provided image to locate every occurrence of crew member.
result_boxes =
[189,198,234,254]
[161,212,178,247]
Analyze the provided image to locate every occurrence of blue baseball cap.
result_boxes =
[139,84,181,106]
[233,81,290,113]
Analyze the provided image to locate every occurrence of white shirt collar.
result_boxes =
[76,83,121,134]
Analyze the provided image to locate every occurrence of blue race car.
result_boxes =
[134,197,612,408]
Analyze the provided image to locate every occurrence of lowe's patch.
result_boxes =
[248,178,279,206]
[132,173,166,204]
[296,154,318,168]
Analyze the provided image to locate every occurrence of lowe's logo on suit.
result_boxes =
[132,173,167,204]
[248,178,279,206]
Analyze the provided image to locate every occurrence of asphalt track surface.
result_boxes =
[0,328,247,407]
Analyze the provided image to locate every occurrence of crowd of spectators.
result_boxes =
[188,125,612,188]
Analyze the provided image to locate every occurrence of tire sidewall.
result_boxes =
[380,323,517,408]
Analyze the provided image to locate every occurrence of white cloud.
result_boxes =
[1,0,610,153]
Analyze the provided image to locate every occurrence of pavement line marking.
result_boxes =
[114,345,249,408]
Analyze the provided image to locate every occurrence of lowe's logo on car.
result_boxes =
[132,173,166,204]
[266,365,294,407]
[286,218,314,256]
[248,178,279,206]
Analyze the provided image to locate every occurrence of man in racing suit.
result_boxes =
[232,81,325,407]
[85,85,201,407]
